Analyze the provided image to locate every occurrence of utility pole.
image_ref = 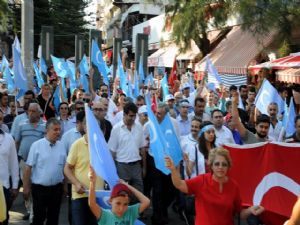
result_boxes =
[21,0,34,89]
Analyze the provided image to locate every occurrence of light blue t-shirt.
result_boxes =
[98,203,140,225]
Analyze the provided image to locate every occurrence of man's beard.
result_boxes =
[256,132,267,139]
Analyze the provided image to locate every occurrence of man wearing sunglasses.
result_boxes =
[92,102,112,142]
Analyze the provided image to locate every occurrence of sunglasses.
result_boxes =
[93,108,104,112]
[213,162,228,168]
[76,107,84,111]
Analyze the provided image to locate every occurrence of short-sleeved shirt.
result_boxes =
[11,113,28,138]
[15,119,46,161]
[98,203,140,225]
[185,173,242,225]
[242,130,266,144]
[214,126,235,146]
[108,121,144,163]
[67,137,104,199]
[26,138,66,186]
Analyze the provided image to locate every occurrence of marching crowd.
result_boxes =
[0,63,300,225]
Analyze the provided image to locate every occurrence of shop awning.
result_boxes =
[148,43,178,67]
[249,53,300,72]
[195,26,275,75]
[176,40,201,60]
[276,68,300,83]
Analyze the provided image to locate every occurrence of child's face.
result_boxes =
[110,195,129,217]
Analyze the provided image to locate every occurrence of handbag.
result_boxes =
[183,145,199,215]
[0,183,7,222]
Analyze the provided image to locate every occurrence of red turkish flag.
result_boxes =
[224,142,300,225]
[168,58,177,88]
[151,94,157,113]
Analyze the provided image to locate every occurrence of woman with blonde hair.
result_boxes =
[165,147,265,225]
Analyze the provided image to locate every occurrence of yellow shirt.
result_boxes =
[67,136,104,199]
[0,183,6,222]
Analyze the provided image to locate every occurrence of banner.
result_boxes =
[224,142,300,224]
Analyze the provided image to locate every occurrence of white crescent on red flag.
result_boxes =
[223,142,300,224]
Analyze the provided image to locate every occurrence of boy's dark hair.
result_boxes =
[123,102,138,114]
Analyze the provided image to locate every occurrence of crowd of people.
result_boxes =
[0,61,300,225]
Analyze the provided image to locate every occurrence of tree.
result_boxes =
[50,0,90,58]
[237,0,300,56]
[0,0,10,32]
[167,0,233,56]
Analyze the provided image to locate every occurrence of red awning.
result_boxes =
[249,53,300,71]
[276,68,300,83]
[195,26,275,75]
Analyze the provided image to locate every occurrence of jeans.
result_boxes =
[71,197,98,225]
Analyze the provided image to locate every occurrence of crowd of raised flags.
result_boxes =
[1,34,300,225]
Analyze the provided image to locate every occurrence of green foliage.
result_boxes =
[237,0,300,44]
[167,0,233,56]
[50,0,90,58]
[278,39,291,58]
[0,0,10,32]
[9,0,91,58]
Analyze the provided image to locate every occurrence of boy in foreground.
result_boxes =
[88,166,150,225]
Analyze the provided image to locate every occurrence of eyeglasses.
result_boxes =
[76,107,84,111]
[93,108,104,112]
[213,162,228,168]
[83,98,91,103]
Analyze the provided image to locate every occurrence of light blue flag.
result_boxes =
[160,114,182,166]
[40,57,48,75]
[126,82,134,99]
[79,54,89,76]
[67,60,77,94]
[117,54,127,92]
[91,40,109,85]
[134,71,140,98]
[189,74,195,92]
[205,56,222,86]
[13,36,21,53]
[145,72,154,86]
[61,78,68,100]
[286,98,296,137]
[161,74,169,101]
[85,105,119,188]
[282,100,289,127]
[79,55,90,94]
[145,94,170,175]
[1,55,9,72]
[138,55,145,82]
[80,73,89,94]
[13,46,28,91]
[255,79,284,115]
[51,55,68,78]
[33,61,44,88]
[53,86,61,113]
[3,67,15,93]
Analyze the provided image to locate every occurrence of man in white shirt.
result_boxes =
[211,109,235,146]
[0,129,19,225]
[267,102,284,141]
[108,102,145,192]
[176,100,191,136]
[23,118,66,225]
